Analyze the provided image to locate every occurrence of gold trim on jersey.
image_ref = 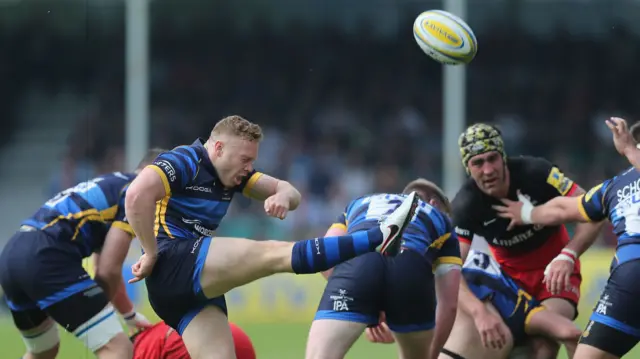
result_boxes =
[41,205,118,241]
[429,233,451,250]
[112,221,135,236]
[576,195,593,222]
[154,196,174,238]
[433,256,463,269]
[328,223,347,232]
[148,165,171,195]
[242,172,264,198]
[524,305,546,333]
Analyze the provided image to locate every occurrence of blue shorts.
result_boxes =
[463,250,541,345]
[0,229,110,332]
[578,252,640,357]
[145,237,227,335]
[315,249,436,333]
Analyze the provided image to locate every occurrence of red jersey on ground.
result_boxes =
[133,321,256,359]
[451,156,581,304]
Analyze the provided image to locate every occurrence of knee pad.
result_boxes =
[21,321,60,354]
[73,304,124,352]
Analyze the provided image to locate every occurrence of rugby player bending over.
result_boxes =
[124,115,419,359]
[494,117,640,359]
[0,149,164,359]
[447,123,603,359]
[306,179,462,359]
[440,246,581,359]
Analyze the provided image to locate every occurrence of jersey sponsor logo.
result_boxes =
[154,160,177,182]
[491,224,544,247]
[617,178,640,202]
[329,289,353,312]
[483,218,497,226]
[546,167,573,195]
[455,227,470,237]
[181,218,216,237]
[185,185,213,193]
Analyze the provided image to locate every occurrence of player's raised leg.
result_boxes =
[199,191,418,298]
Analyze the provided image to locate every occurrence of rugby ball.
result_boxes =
[413,10,477,65]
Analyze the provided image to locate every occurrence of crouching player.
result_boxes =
[0,149,163,359]
[305,179,462,359]
[132,321,255,359]
[440,248,581,359]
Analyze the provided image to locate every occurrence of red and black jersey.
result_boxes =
[451,156,579,271]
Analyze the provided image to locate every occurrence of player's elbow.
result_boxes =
[94,266,122,297]
[278,180,301,210]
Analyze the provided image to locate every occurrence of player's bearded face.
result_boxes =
[213,137,258,187]
[467,151,507,196]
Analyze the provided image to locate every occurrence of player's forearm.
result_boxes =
[566,221,604,257]
[430,307,456,359]
[623,146,640,171]
[458,280,486,316]
[530,197,580,226]
[276,180,301,210]
[125,190,158,256]
[110,277,134,315]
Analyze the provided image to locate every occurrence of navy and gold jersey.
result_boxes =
[579,166,640,260]
[147,138,262,241]
[21,172,135,258]
[329,193,462,268]
[463,249,542,343]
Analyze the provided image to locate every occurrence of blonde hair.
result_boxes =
[210,115,263,142]
[403,178,451,215]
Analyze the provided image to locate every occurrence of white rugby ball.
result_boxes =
[413,10,478,65]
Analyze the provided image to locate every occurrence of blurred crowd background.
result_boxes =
[2,0,639,246]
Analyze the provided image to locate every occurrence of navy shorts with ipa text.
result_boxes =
[145,237,227,335]
[0,230,110,333]
[315,249,436,333]
[579,252,640,357]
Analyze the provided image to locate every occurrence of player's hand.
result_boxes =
[129,253,157,283]
[493,190,533,230]
[543,250,576,295]
[607,117,636,157]
[473,310,509,350]
[264,193,290,220]
[121,311,153,333]
[365,312,395,344]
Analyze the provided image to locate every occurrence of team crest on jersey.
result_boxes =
[546,167,573,195]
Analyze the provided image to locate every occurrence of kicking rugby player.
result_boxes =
[306,179,462,359]
[124,115,419,359]
[494,117,640,359]
[132,321,255,359]
[450,123,604,358]
[440,247,581,359]
[0,149,164,359]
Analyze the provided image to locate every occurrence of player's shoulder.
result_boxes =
[158,139,205,164]
[508,155,554,176]
[603,166,640,196]
[451,179,482,215]
[96,171,136,188]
